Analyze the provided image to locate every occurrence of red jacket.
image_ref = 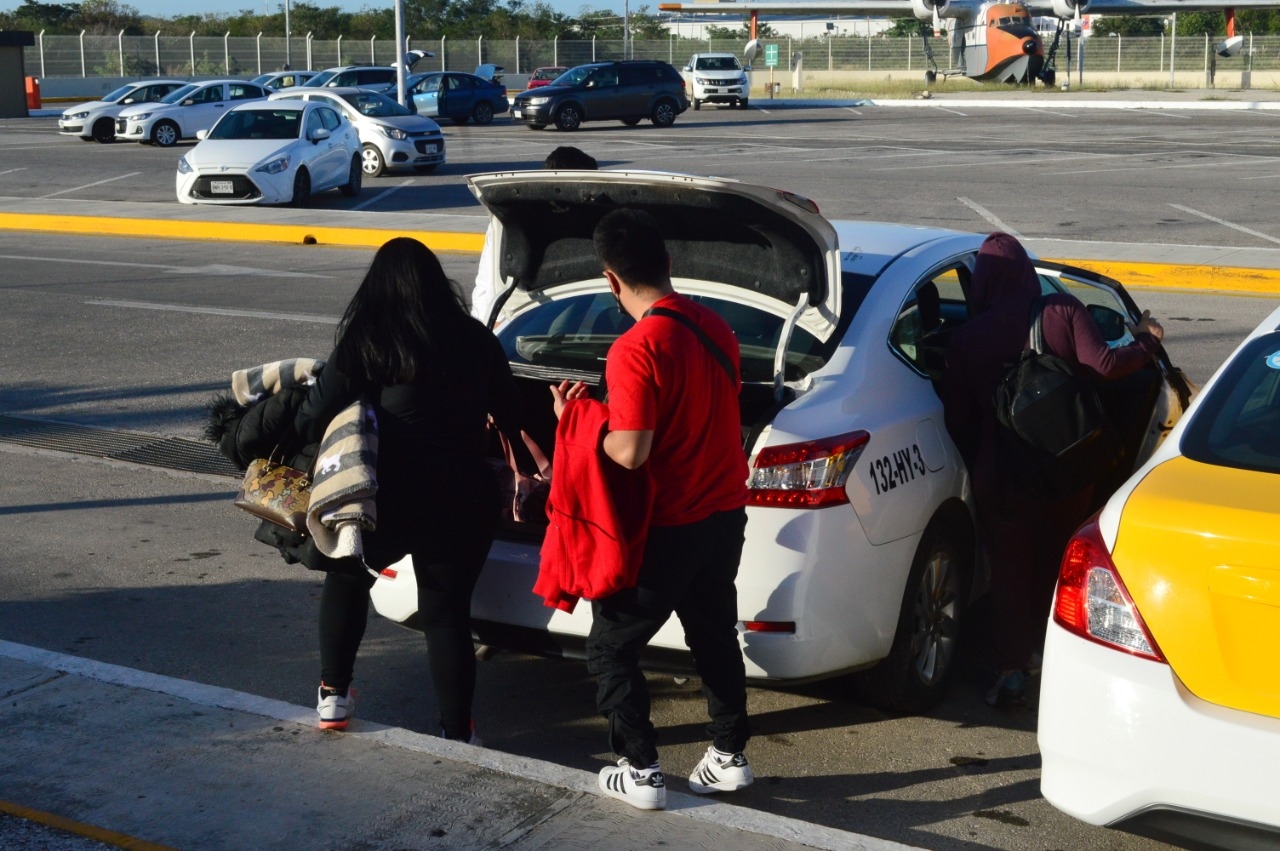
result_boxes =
[534,399,654,612]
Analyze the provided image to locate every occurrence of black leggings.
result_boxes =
[318,548,488,739]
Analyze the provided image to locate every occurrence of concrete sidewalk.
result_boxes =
[0,640,914,851]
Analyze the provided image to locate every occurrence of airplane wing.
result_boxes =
[1027,0,1280,10]
[659,0,1280,14]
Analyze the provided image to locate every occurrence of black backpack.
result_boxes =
[993,297,1122,499]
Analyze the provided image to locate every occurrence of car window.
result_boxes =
[193,85,224,104]
[359,69,395,85]
[208,108,300,140]
[586,69,619,89]
[451,75,475,90]
[346,91,412,117]
[415,75,441,93]
[303,70,336,87]
[1182,332,1280,475]
[305,107,326,138]
[889,265,970,377]
[317,105,342,131]
[229,84,261,101]
[102,84,136,102]
[159,84,199,104]
[556,65,596,88]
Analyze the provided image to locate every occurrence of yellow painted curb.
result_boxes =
[1041,258,1280,296]
[0,799,179,850]
[0,212,485,253]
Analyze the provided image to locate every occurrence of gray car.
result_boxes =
[509,60,688,131]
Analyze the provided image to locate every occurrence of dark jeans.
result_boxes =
[585,507,750,767]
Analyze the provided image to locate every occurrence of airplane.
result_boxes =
[656,0,1277,85]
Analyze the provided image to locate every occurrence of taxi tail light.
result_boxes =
[748,430,869,508]
[1053,517,1165,663]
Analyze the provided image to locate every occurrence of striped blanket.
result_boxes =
[306,398,379,561]
[231,358,323,405]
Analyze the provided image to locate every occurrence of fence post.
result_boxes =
[337,34,343,67]
[440,36,446,70]
[1170,12,1176,87]
[39,30,45,78]
[225,31,231,74]
[828,33,832,72]
[592,35,596,62]
[908,33,912,71]
[155,30,160,75]
[119,30,125,76]
[1203,31,1210,86]
[307,32,314,70]
[188,30,194,76]
[1117,33,1121,73]
[478,34,483,67]
[80,29,86,78]
[554,35,558,66]
[370,34,377,64]
[516,35,520,73]
[256,32,262,74]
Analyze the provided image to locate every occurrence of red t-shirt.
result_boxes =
[605,292,750,527]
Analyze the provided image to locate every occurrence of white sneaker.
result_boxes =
[316,685,356,730]
[598,758,666,810]
[688,746,753,794]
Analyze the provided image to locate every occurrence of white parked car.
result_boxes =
[58,79,187,143]
[1039,304,1280,849]
[251,70,320,91]
[116,79,272,147]
[268,86,445,177]
[175,99,362,206]
[683,53,749,110]
[367,170,1190,712]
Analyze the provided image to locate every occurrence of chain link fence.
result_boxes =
[24,32,1280,83]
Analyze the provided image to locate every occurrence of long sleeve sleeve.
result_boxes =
[294,354,362,446]
[1043,297,1159,383]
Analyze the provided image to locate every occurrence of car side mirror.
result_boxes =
[683,65,692,72]
[182,99,195,106]
[1088,304,1129,343]
[122,97,135,104]
[196,129,208,140]
[310,127,331,143]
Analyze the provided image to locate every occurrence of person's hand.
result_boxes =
[550,380,588,419]
[1133,309,1165,343]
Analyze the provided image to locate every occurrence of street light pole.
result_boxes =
[284,0,291,69]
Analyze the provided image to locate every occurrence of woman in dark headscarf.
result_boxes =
[941,232,1165,705]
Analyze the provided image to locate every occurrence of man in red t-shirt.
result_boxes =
[550,208,752,811]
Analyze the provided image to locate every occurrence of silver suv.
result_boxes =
[684,53,749,110]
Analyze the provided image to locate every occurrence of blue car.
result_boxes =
[406,65,509,125]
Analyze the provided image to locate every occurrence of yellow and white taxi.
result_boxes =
[1039,304,1280,849]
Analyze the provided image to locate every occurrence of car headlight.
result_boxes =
[255,155,291,175]
[177,156,193,174]
[525,97,549,106]
[128,113,151,122]
[378,124,408,140]
[695,76,713,86]
[66,111,90,120]
[737,74,748,85]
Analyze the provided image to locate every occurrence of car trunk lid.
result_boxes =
[1112,455,1280,720]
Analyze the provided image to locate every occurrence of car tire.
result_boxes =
[650,98,677,128]
[291,168,311,208]
[361,143,385,178]
[413,164,437,174]
[340,154,362,197]
[1042,69,1057,87]
[692,98,701,111]
[527,124,546,131]
[851,513,971,714]
[553,103,582,132]
[91,118,116,143]
[621,118,642,126]
[151,120,179,148]
[740,98,749,109]
[452,115,470,125]
[473,102,494,125]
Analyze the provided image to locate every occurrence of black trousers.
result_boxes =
[585,507,750,767]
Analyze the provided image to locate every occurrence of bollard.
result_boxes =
[25,76,41,110]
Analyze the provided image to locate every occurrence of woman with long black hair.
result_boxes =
[295,236,525,741]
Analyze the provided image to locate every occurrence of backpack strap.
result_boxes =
[643,305,738,386]
[1028,295,1049,356]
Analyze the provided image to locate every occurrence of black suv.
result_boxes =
[510,60,688,131]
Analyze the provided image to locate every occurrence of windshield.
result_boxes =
[1181,331,1280,476]
[499,292,825,383]
[250,74,272,85]
[694,56,742,71]
[553,65,598,88]
[533,67,564,81]
[206,108,301,140]
[159,84,199,104]
[341,91,412,117]
[102,84,137,103]
[301,70,337,87]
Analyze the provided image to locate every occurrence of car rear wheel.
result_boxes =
[452,115,470,125]
[692,98,701,111]
[360,143,385,178]
[739,98,749,109]
[851,514,970,713]
[651,99,677,128]
[526,124,546,131]
[554,104,582,131]
[472,102,494,125]
[91,117,116,143]
[291,168,311,208]
[621,118,642,126]
[340,154,362,197]
[151,120,179,148]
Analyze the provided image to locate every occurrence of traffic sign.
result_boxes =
[764,43,779,68]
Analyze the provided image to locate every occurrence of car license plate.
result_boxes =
[511,109,522,119]
[210,180,234,194]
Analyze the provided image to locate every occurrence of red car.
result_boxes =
[527,66,567,88]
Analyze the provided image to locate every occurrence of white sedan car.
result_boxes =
[175,100,361,206]
[116,79,271,147]
[58,79,187,143]
[1039,304,1280,849]
[268,87,445,177]
[369,171,1189,711]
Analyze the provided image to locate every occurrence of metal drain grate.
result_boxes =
[0,415,239,478]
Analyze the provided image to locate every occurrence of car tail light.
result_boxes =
[748,430,869,508]
[1053,517,1165,662]
[743,621,796,633]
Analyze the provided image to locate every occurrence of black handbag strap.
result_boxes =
[643,306,737,386]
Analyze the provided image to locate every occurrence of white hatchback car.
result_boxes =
[175,99,361,206]
[116,79,272,147]
[368,171,1190,711]
[268,87,445,177]
[58,79,187,143]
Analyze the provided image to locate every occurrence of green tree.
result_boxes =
[705,21,776,39]
[1092,16,1164,37]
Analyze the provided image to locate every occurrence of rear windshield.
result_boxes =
[499,292,826,383]
[1181,331,1280,475]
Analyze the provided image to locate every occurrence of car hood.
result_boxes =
[468,170,842,342]
[369,114,441,133]
[119,103,174,118]
[1113,455,1280,720]
[693,70,745,79]
[62,100,112,115]
[185,139,296,169]
[514,84,576,99]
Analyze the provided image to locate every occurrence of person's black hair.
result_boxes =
[543,146,598,170]
[593,208,668,289]
[333,236,468,383]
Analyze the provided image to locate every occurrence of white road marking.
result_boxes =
[842,107,864,115]
[88,299,339,323]
[1169,204,1280,245]
[0,253,327,278]
[352,178,415,211]
[1022,107,1076,118]
[957,197,1022,239]
[38,172,142,198]
[1238,172,1280,180]
[930,105,968,116]
[0,167,27,175]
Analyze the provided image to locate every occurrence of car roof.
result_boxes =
[231,98,310,110]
